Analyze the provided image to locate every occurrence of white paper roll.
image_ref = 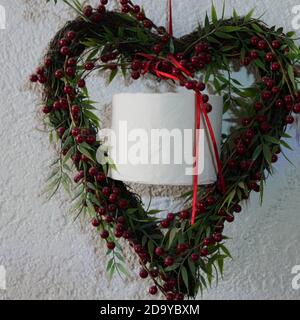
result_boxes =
[105,92,223,186]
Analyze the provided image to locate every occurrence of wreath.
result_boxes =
[30,0,300,300]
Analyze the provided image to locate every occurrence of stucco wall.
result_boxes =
[0,0,300,300]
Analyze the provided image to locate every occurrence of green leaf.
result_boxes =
[288,65,296,90]
[252,145,263,161]
[220,244,233,259]
[181,266,189,291]
[280,140,294,151]
[168,228,178,249]
[252,23,264,33]
[109,68,118,84]
[77,145,95,162]
[244,8,255,22]
[263,144,272,164]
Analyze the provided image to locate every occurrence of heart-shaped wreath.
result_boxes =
[31,0,300,300]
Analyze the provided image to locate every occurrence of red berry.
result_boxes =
[59,38,70,47]
[139,269,148,279]
[260,122,271,133]
[233,204,242,213]
[133,5,141,13]
[225,214,235,223]
[101,230,109,239]
[38,75,47,84]
[92,219,100,227]
[105,215,114,224]
[107,242,116,250]
[167,213,175,222]
[164,256,174,267]
[97,208,106,216]
[257,40,267,50]
[262,91,272,101]
[84,62,95,70]
[250,36,259,46]
[200,248,209,257]
[196,201,206,213]
[143,19,153,29]
[136,12,145,21]
[42,106,51,114]
[75,135,85,144]
[203,238,211,246]
[242,57,251,66]
[286,115,294,124]
[44,57,52,68]
[83,5,93,17]
[131,71,140,80]
[121,5,130,13]
[185,81,195,90]
[293,103,300,114]
[30,74,38,82]
[89,167,98,177]
[86,135,96,144]
[102,187,110,197]
[285,95,294,105]
[149,286,158,295]
[195,82,206,92]
[115,230,123,238]
[155,247,164,256]
[101,0,108,4]
[250,50,258,60]
[71,127,80,137]
[67,31,76,40]
[60,46,70,56]
[202,94,209,103]
[236,144,246,155]
[272,40,281,49]
[71,105,80,115]
[77,79,86,88]
[67,58,77,67]
[272,87,280,95]
[177,244,188,253]
[57,127,66,137]
[271,62,280,72]
[97,4,106,13]
[206,196,216,206]
[119,199,128,209]
[191,253,199,262]
[166,293,175,300]
[271,154,278,163]
[96,172,106,183]
[153,44,161,54]
[66,67,75,77]
[179,210,190,220]
[265,52,274,62]
[160,220,170,229]
[131,60,142,71]
[55,69,64,79]
[109,193,118,203]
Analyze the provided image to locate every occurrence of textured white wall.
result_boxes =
[0,0,300,300]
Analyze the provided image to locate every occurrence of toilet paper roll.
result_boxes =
[105,92,223,186]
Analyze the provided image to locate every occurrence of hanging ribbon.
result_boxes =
[191,93,202,225]
[167,0,173,36]
[136,0,225,225]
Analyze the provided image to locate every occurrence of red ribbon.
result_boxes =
[191,93,202,225]
[167,0,173,36]
[137,0,225,225]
